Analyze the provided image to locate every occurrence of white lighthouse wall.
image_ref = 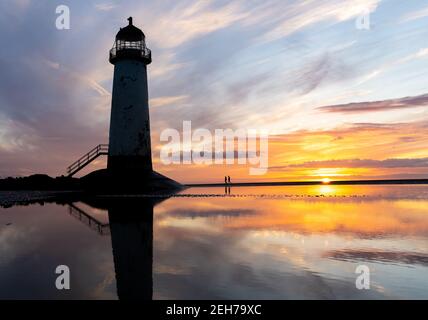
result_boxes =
[108,60,152,170]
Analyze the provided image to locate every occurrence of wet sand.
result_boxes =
[0,190,81,208]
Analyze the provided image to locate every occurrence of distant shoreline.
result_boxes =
[2,179,428,208]
[186,179,428,187]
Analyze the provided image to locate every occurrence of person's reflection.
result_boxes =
[80,198,167,300]
[224,186,231,195]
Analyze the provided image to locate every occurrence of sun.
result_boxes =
[322,178,331,184]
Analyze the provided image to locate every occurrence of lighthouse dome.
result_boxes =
[109,17,151,65]
[116,17,145,41]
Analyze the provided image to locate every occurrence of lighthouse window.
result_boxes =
[116,40,144,51]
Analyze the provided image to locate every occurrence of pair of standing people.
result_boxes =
[224,176,231,184]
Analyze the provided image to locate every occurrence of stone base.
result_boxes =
[80,169,183,194]
[107,155,152,173]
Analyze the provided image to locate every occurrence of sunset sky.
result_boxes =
[1,0,428,183]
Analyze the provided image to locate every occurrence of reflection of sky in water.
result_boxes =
[1,185,428,299]
[182,184,428,199]
[0,204,116,299]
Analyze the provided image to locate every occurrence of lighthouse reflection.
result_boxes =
[76,198,161,300]
[108,199,154,300]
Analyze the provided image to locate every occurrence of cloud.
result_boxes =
[275,157,428,169]
[138,0,381,48]
[144,0,249,49]
[150,95,188,108]
[258,0,380,42]
[149,52,187,79]
[1,0,428,181]
[94,3,117,11]
[253,120,428,181]
[0,0,31,16]
[291,53,354,95]
[0,7,110,176]
[0,116,37,153]
[401,6,428,23]
[354,47,428,85]
[317,93,428,113]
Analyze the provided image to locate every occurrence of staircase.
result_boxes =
[67,144,109,177]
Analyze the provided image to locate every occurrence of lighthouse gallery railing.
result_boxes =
[109,46,151,62]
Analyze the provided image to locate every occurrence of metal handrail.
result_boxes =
[109,47,151,61]
[67,144,109,176]
[68,204,110,236]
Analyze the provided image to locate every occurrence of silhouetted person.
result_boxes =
[225,176,228,185]
[228,176,231,184]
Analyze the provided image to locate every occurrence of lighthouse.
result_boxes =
[108,17,153,173]
[69,17,181,193]
[68,18,181,192]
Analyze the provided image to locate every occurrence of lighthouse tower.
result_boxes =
[108,17,153,173]
[75,18,181,192]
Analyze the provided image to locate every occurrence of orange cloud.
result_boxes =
[153,121,428,183]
